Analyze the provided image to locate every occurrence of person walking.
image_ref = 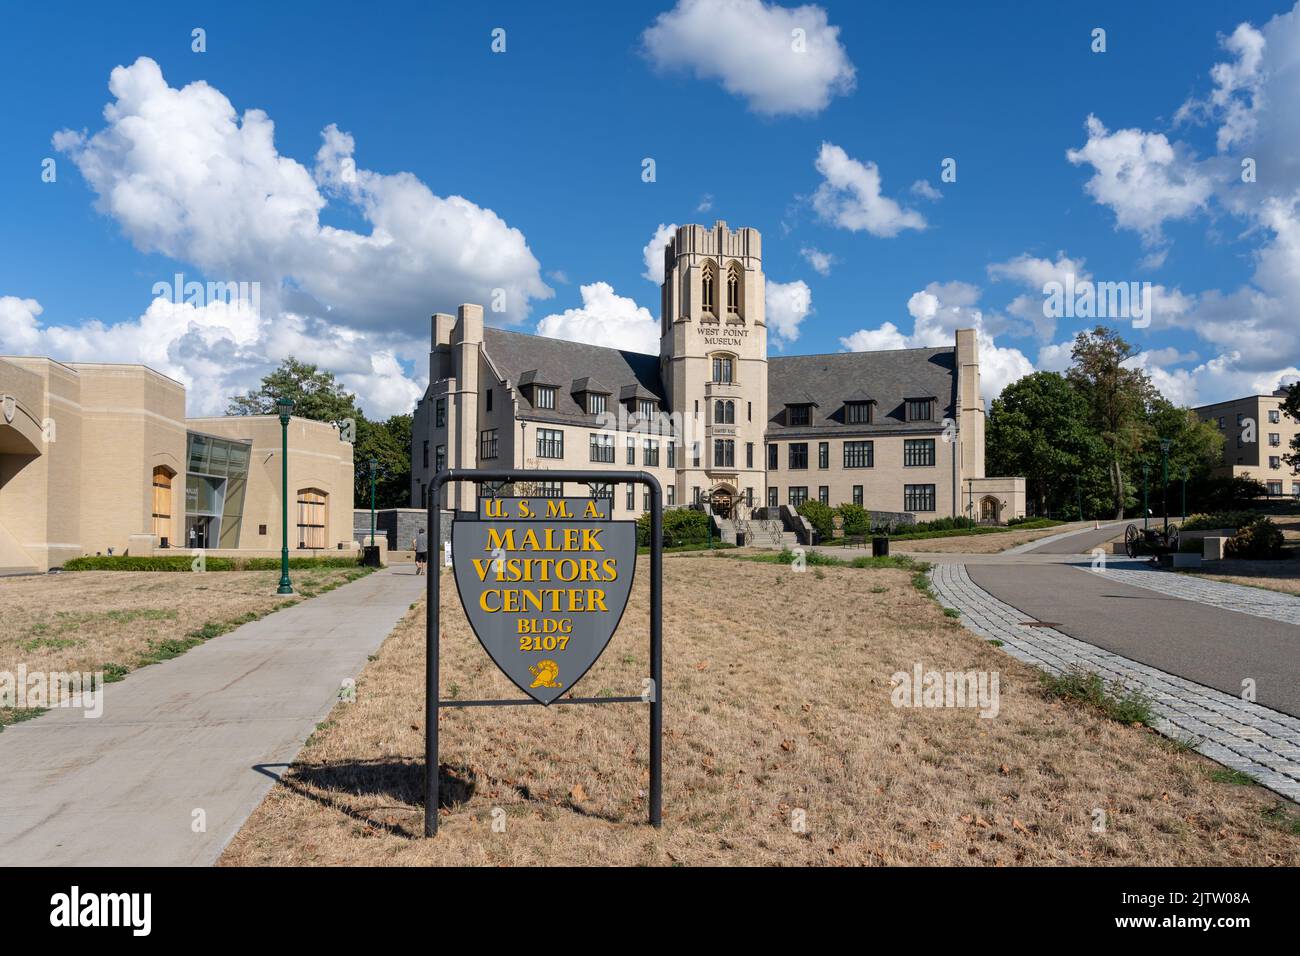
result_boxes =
[413,527,428,575]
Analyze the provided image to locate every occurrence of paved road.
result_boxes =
[0,567,425,866]
[967,563,1300,717]
[1021,521,1126,554]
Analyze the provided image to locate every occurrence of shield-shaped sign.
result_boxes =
[452,496,637,704]
[1,394,14,425]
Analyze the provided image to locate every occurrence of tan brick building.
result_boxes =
[0,356,355,572]
[1195,389,1300,497]
[411,222,1024,533]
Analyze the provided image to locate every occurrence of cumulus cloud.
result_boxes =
[799,246,835,275]
[1065,114,1213,247]
[641,0,856,116]
[0,294,425,418]
[535,282,660,355]
[811,142,926,237]
[910,179,942,201]
[987,252,1092,341]
[839,281,1033,403]
[41,56,553,417]
[765,278,812,344]
[1062,4,1300,402]
[641,223,679,284]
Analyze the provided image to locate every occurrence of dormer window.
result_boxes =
[637,398,656,419]
[846,402,872,424]
[535,385,556,410]
[588,393,606,415]
[789,405,811,427]
[906,398,933,422]
[726,264,741,315]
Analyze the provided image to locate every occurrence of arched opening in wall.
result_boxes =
[979,495,1001,525]
[297,488,328,549]
[726,262,742,318]
[713,399,735,424]
[710,352,736,385]
[700,261,716,317]
[151,466,175,546]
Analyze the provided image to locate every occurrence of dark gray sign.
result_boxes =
[452,497,636,704]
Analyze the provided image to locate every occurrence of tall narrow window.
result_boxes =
[701,264,715,314]
[151,467,173,540]
[726,265,740,315]
[297,489,328,550]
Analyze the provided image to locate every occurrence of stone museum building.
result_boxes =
[0,356,355,573]
[412,222,1024,534]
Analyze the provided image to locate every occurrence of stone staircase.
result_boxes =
[717,514,796,550]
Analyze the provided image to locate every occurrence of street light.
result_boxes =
[1181,467,1189,522]
[1141,463,1150,531]
[368,458,379,558]
[1159,438,1173,536]
[276,396,294,594]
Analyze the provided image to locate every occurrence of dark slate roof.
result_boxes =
[483,328,667,427]
[477,328,957,435]
[570,376,610,395]
[767,346,957,434]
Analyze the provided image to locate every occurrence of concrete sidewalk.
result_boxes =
[0,566,425,866]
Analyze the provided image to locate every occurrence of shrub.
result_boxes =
[1181,511,1256,532]
[836,503,870,536]
[636,508,712,547]
[1225,516,1285,559]
[795,500,835,540]
[907,516,977,534]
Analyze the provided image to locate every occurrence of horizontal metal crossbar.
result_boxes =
[437,695,648,708]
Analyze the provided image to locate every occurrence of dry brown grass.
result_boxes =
[221,553,1300,866]
[891,525,1078,555]
[1187,558,1300,597]
[0,568,368,678]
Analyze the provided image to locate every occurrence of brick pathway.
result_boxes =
[1089,562,1300,627]
[930,562,1300,802]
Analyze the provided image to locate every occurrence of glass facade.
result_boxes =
[184,432,251,549]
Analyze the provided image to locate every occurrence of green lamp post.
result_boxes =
[368,458,378,563]
[276,396,294,594]
[1181,467,1188,522]
[1159,438,1173,536]
[1141,463,1150,531]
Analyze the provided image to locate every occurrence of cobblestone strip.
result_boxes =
[1082,563,1300,627]
[930,562,1300,803]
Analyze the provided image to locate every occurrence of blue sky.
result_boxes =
[2,0,1299,417]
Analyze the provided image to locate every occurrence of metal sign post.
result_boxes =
[425,468,663,837]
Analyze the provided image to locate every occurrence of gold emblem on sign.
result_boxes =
[529,659,563,689]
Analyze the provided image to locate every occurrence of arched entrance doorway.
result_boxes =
[708,485,735,519]
[979,495,1001,524]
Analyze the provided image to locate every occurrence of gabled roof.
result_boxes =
[517,368,557,388]
[570,376,611,395]
[768,346,957,432]
[619,383,659,402]
[483,328,666,426]
[843,388,875,404]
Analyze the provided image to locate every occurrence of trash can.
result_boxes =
[362,545,382,567]
[872,536,890,557]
